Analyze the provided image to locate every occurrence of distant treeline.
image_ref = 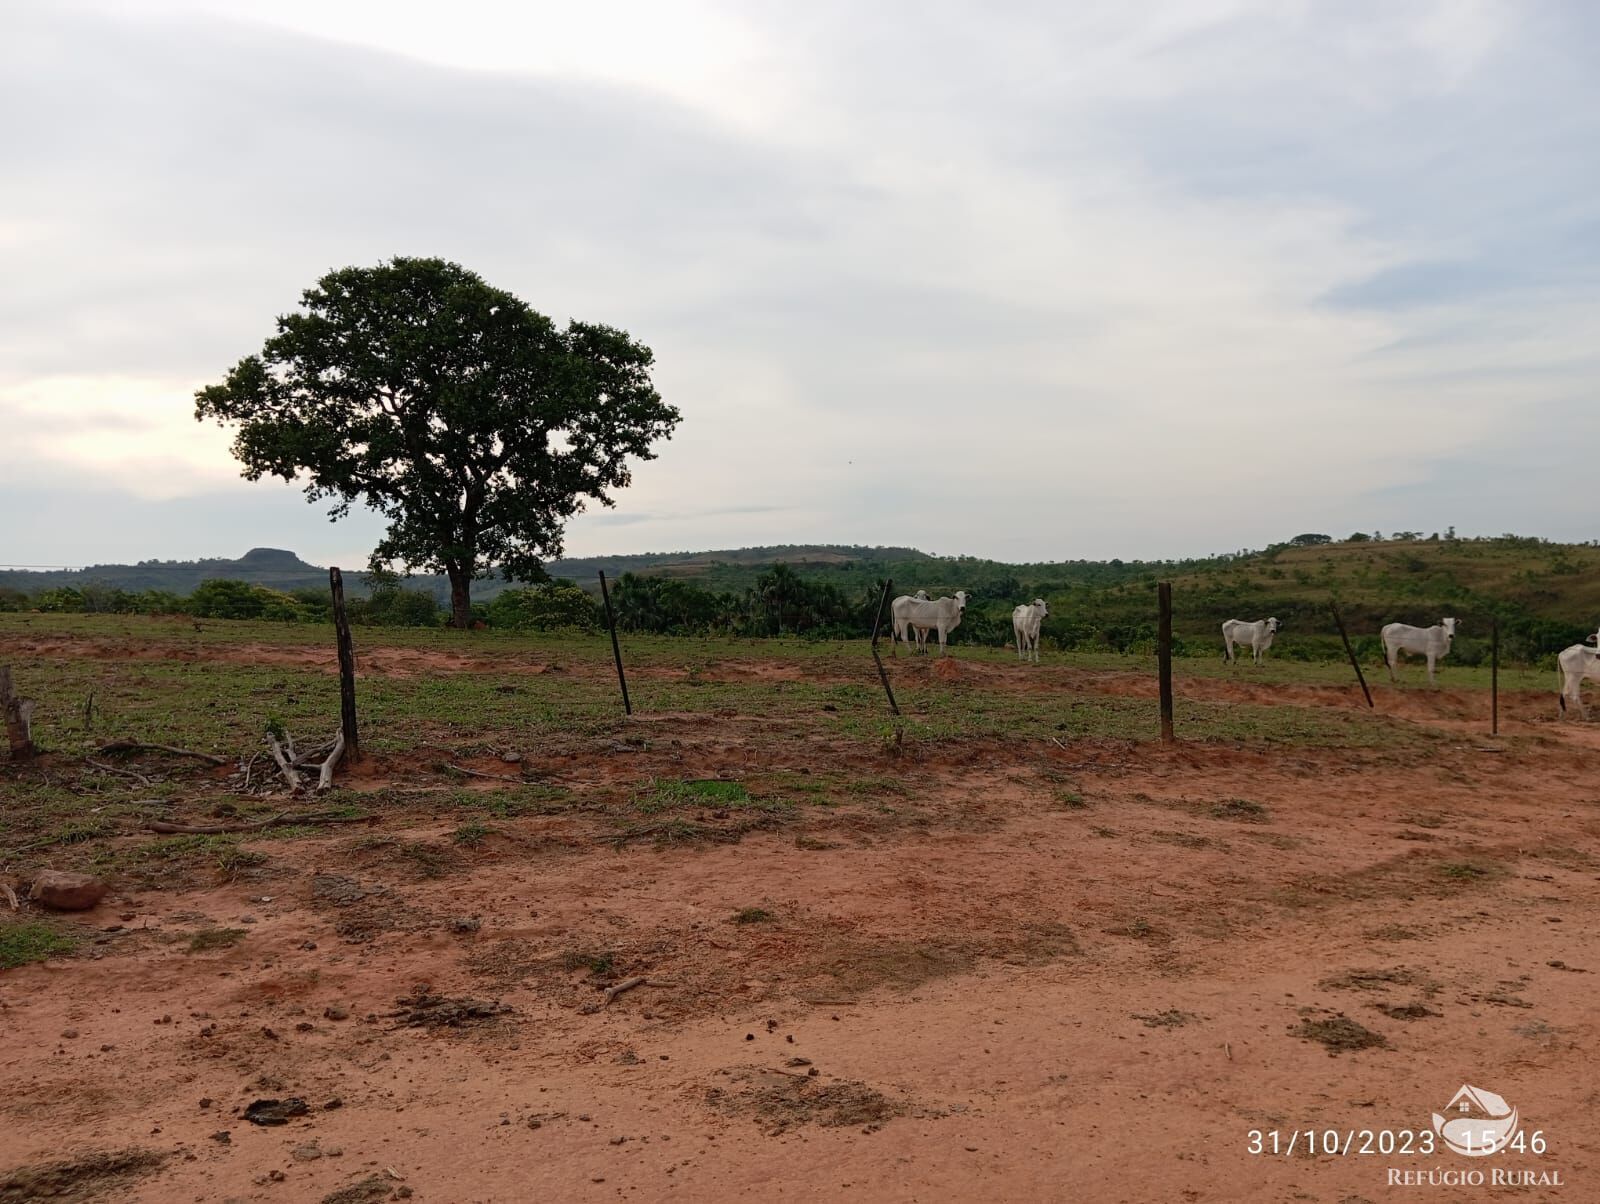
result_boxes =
[6,532,1599,669]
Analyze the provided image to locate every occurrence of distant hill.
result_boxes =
[0,544,940,604]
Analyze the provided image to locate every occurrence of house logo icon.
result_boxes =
[1432,1084,1519,1157]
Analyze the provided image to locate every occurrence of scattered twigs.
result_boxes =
[2,666,37,761]
[85,758,154,787]
[96,741,226,766]
[265,731,305,793]
[316,731,346,793]
[240,751,261,792]
[144,810,373,835]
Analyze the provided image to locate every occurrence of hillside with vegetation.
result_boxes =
[3,533,1597,662]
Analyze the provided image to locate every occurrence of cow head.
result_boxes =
[1034,598,1050,617]
[1266,617,1280,633]
[1441,617,1459,638]
[954,590,969,612]
[914,590,929,600]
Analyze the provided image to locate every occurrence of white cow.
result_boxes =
[1221,617,1280,665]
[1556,627,1600,719]
[1012,599,1049,663]
[888,591,930,656]
[1382,617,1458,684]
[901,591,969,657]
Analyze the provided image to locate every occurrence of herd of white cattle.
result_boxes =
[888,591,1600,718]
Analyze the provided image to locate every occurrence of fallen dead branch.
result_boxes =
[265,731,304,793]
[86,758,155,787]
[144,810,373,835]
[97,741,226,766]
[290,740,336,768]
[1,883,18,910]
[600,976,676,1007]
[444,762,521,782]
[316,731,346,793]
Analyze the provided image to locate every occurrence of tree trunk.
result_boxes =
[447,567,473,630]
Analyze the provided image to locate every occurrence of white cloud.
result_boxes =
[2,0,1595,566]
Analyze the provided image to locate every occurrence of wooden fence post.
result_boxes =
[1491,618,1499,736]
[1330,604,1374,709]
[1,666,36,761]
[869,578,901,717]
[1157,582,1174,744]
[598,572,632,716]
[329,568,360,761]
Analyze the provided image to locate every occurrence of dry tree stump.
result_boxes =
[1,666,36,761]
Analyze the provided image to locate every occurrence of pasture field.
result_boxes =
[2,614,1597,1202]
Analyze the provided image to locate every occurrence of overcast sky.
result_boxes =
[2,0,1595,569]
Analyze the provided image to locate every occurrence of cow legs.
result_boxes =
[1385,645,1399,682]
[1426,653,1437,686]
[1223,637,1234,665]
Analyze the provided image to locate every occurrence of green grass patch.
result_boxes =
[0,921,79,968]
[185,927,247,954]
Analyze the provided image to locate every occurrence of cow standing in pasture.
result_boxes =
[1012,598,1049,663]
[1556,627,1600,719]
[1221,617,1280,665]
[899,591,969,657]
[1381,617,1458,685]
[889,591,930,655]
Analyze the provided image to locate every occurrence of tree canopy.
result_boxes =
[195,257,680,626]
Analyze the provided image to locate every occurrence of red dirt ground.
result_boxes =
[2,642,1596,1203]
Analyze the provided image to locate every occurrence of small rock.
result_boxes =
[210,1130,231,1144]
[325,1146,343,1157]
[501,751,523,764]
[291,1143,322,1162]
[324,1097,344,1110]
[60,1029,79,1039]
[199,1098,213,1109]
[396,1188,413,1199]
[29,870,109,911]
[244,1098,310,1126]
[323,1005,350,1021]
[269,1169,285,1182]
[449,917,481,934]
[609,1136,627,1145]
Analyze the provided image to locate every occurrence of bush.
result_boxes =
[487,584,600,631]
[189,579,272,620]
[365,585,443,627]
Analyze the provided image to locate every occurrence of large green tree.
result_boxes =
[195,257,680,627]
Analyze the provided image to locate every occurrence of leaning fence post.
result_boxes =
[1491,618,1499,736]
[598,571,632,716]
[1157,581,1174,744]
[328,567,360,762]
[869,578,901,717]
[1330,604,1374,709]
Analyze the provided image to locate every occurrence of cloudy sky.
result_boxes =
[2,0,1595,569]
